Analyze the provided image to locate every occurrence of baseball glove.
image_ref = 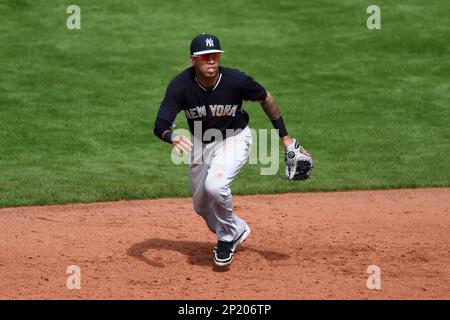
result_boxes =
[284,138,313,180]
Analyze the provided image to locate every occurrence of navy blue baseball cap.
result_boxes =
[190,33,225,56]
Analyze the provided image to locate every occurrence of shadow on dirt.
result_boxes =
[127,238,290,271]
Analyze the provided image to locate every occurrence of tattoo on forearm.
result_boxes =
[260,91,281,120]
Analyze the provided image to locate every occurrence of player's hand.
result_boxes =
[172,135,193,156]
[281,135,294,148]
[284,138,313,180]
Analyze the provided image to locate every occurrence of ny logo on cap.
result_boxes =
[205,38,214,47]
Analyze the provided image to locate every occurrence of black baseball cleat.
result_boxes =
[213,227,251,266]
[213,240,234,266]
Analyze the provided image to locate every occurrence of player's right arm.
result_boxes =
[154,119,192,156]
[153,79,192,156]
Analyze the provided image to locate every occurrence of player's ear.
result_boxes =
[190,55,196,65]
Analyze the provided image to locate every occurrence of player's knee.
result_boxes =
[204,177,230,201]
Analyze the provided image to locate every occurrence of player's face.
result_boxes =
[191,53,221,79]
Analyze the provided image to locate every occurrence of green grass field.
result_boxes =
[1,0,449,207]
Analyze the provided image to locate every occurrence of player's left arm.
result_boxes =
[259,90,294,148]
[260,90,313,180]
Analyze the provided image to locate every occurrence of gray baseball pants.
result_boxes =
[189,126,252,242]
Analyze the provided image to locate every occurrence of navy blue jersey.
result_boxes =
[156,66,267,142]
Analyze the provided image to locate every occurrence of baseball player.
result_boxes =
[153,33,312,267]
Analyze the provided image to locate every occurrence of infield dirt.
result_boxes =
[0,188,449,299]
